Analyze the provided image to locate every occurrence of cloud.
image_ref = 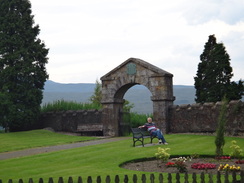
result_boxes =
[31,0,244,85]
[182,0,244,25]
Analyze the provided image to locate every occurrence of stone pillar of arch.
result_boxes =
[100,58,175,136]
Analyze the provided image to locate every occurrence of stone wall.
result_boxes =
[39,100,244,136]
[39,109,102,135]
[168,100,244,135]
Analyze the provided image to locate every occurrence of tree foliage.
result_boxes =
[215,97,228,157]
[194,34,243,103]
[123,100,135,113]
[89,79,134,112]
[89,79,102,107]
[0,0,49,131]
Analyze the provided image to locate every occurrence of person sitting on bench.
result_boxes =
[138,117,168,145]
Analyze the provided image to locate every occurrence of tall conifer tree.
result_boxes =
[0,0,49,131]
[194,35,243,103]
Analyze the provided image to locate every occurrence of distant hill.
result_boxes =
[42,80,197,114]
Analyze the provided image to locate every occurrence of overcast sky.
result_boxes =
[31,0,244,85]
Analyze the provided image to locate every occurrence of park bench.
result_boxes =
[131,128,157,147]
[77,124,103,136]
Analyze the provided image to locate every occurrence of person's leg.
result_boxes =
[151,131,161,143]
[155,129,167,144]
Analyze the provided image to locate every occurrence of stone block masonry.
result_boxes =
[39,100,244,136]
[39,109,102,135]
[168,100,244,135]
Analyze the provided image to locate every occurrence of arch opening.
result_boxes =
[124,84,153,114]
[100,58,174,136]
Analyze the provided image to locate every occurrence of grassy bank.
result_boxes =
[0,131,243,182]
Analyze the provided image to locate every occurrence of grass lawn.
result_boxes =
[0,132,243,183]
[0,130,98,153]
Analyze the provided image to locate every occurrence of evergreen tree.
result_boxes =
[89,79,102,107]
[194,35,243,103]
[0,0,49,131]
[215,97,228,157]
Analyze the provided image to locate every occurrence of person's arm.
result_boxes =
[138,125,145,128]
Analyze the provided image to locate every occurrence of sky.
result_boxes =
[31,0,244,85]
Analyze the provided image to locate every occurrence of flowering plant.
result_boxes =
[171,156,191,162]
[216,156,231,160]
[175,161,187,173]
[191,163,216,170]
[169,156,191,173]
[235,160,244,164]
[166,162,175,167]
[218,164,241,171]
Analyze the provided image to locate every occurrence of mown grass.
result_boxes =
[0,132,243,183]
[0,130,97,153]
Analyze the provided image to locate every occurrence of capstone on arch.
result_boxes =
[100,58,175,136]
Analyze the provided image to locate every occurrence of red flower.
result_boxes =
[235,160,244,164]
[191,163,216,170]
[166,162,175,167]
[216,156,231,160]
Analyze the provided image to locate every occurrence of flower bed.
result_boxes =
[122,157,244,174]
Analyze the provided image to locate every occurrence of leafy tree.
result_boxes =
[123,100,135,113]
[194,34,243,103]
[89,79,102,107]
[90,79,134,111]
[0,0,49,131]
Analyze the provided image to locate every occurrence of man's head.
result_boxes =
[147,117,152,123]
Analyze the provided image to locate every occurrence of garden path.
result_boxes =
[0,137,130,160]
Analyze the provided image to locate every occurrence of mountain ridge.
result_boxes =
[42,80,196,114]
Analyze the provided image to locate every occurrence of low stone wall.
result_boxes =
[39,101,244,136]
[39,109,102,134]
[168,100,244,135]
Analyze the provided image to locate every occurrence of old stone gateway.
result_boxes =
[40,58,244,136]
[100,58,175,136]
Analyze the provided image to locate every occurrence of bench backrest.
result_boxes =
[131,128,150,136]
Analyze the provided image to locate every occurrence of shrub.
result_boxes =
[41,100,101,112]
[130,113,152,128]
[215,98,228,157]
[171,156,191,173]
[230,140,243,159]
[155,147,170,162]
[175,161,187,173]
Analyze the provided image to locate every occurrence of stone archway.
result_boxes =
[100,58,175,136]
